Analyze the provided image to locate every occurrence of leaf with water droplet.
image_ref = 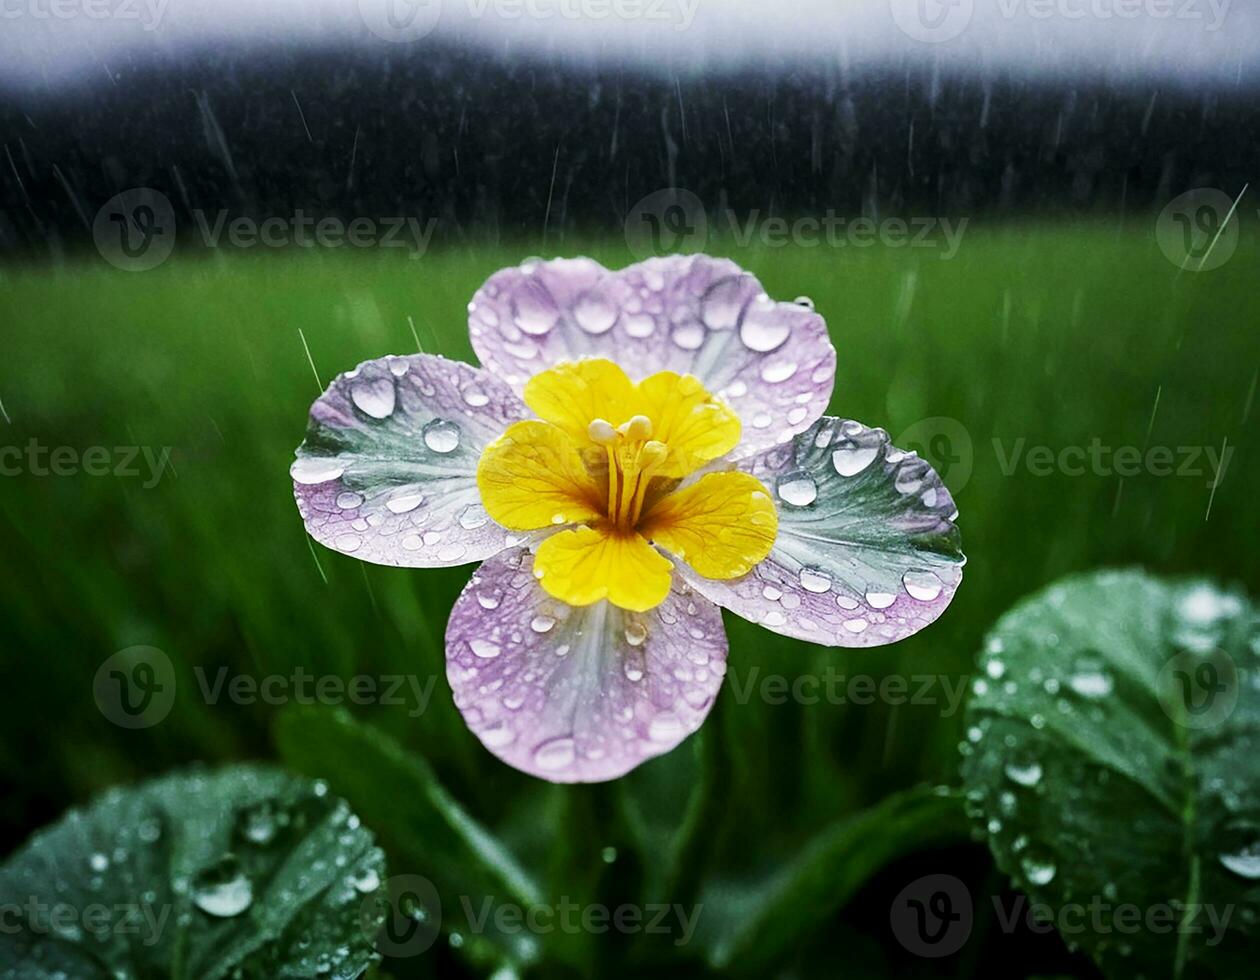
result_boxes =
[962,570,1260,979]
[0,765,385,979]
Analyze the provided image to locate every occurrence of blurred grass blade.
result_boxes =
[275,706,543,968]
[697,784,968,974]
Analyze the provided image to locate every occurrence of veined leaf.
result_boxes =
[0,765,385,980]
[962,570,1260,979]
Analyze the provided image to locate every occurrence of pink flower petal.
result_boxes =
[445,548,727,782]
[292,353,529,567]
[467,255,835,457]
[677,417,964,647]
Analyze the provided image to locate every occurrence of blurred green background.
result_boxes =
[1,225,1257,976]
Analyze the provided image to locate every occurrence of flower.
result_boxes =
[292,255,965,782]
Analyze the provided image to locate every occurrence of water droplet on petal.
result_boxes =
[903,570,944,602]
[351,377,396,419]
[423,419,460,453]
[799,567,832,593]
[573,291,617,334]
[831,445,879,477]
[624,621,647,646]
[469,639,501,659]
[533,737,576,772]
[291,457,346,485]
[739,296,791,352]
[777,473,817,507]
[530,615,556,633]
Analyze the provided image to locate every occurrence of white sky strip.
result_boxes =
[1,0,1257,89]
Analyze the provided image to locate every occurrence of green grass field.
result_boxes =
[1,225,1258,976]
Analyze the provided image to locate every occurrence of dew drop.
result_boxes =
[350,378,396,419]
[866,591,896,609]
[1021,854,1057,886]
[624,621,648,646]
[573,292,618,334]
[777,473,818,507]
[512,287,559,335]
[290,457,345,485]
[1219,841,1260,879]
[1067,658,1113,699]
[423,419,461,454]
[533,737,576,772]
[831,445,879,477]
[760,359,798,383]
[530,615,556,634]
[336,491,363,510]
[903,569,944,602]
[469,639,502,659]
[799,567,832,593]
[385,491,424,514]
[739,297,791,352]
[193,858,253,918]
[1005,761,1043,787]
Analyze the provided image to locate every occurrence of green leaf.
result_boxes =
[696,784,969,973]
[274,706,544,970]
[0,765,386,980]
[962,569,1260,980]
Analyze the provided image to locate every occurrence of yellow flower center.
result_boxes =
[587,414,669,532]
[476,358,779,612]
